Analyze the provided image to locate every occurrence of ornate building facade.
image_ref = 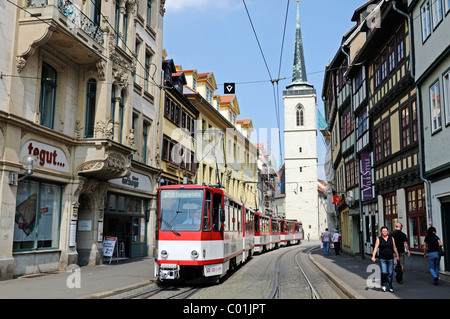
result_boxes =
[0,0,165,280]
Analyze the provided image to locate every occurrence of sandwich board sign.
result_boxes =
[102,236,118,264]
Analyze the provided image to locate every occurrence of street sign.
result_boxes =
[224,83,235,94]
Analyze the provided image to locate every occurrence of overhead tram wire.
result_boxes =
[274,0,290,167]
[242,0,288,165]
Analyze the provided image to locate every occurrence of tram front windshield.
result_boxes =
[160,189,204,232]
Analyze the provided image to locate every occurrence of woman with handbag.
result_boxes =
[423,226,444,285]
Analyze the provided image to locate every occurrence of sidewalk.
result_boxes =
[0,257,156,299]
[309,243,450,299]
[0,244,449,299]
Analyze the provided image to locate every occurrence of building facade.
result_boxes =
[0,0,165,280]
[409,0,450,272]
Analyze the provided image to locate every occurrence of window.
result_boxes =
[382,120,390,158]
[421,0,431,41]
[431,0,443,30]
[147,0,152,27]
[341,110,353,139]
[123,6,129,50]
[14,180,62,251]
[145,52,152,92]
[142,121,149,164]
[412,99,418,143]
[39,63,57,129]
[396,29,405,63]
[444,70,450,126]
[446,0,450,14]
[388,41,396,73]
[119,90,125,142]
[407,185,427,251]
[357,111,368,138]
[85,79,97,138]
[374,59,381,88]
[381,52,388,81]
[401,105,410,148]
[338,62,347,91]
[296,106,304,126]
[374,126,382,162]
[345,160,357,189]
[383,192,398,233]
[430,80,442,132]
[115,0,120,44]
[92,0,101,25]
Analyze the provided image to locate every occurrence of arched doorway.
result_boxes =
[76,193,99,266]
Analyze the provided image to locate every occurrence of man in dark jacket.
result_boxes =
[390,222,410,283]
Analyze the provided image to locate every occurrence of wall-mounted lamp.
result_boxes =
[8,155,38,185]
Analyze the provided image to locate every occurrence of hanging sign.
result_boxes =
[361,152,373,201]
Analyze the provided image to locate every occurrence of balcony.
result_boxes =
[75,140,132,181]
[17,0,105,71]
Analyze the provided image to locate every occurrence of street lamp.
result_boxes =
[8,155,38,185]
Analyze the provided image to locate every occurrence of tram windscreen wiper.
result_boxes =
[160,209,181,236]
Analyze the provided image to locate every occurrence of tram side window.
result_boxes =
[203,190,211,231]
[237,205,242,232]
[255,215,260,233]
[212,193,222,232]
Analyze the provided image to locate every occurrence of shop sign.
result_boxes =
[361,152,373,201]
[109,171,152,191]
[20,140,69,173]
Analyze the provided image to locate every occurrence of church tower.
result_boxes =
[283,0,319,238]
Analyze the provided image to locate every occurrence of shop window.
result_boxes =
[14,180,62,251]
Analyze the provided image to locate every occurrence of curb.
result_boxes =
[308,253,366,299]
[82,279,155,299]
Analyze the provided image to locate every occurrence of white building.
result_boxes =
[283,1,319,239]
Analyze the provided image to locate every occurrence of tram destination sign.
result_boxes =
[161,189,204,199]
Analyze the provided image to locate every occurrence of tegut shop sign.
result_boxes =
[20,140,69,172]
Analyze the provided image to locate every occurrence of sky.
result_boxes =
[163,0,368,180]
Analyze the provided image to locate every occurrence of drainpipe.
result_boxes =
[341,44,364,258]
[392,0,432,223]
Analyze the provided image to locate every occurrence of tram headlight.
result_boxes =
[160,250,168,258]
[191,250,199,259]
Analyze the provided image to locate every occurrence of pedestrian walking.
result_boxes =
[423,226,444,285]
[390,222,410,284]
[322,228,332,255]
[307,233,310,241]
[371,226,400,292]
[332,229,341,255]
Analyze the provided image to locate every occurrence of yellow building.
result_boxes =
[176,66,258,210]
[160,60,199,185]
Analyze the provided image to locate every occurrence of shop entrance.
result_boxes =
[104,215,131,259]
[103,192,149,260]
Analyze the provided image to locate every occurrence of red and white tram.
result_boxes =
[154,184,303,282]
[155,184,252,281]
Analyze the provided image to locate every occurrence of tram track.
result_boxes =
[268,244,347,299]
[122,284,203,300]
